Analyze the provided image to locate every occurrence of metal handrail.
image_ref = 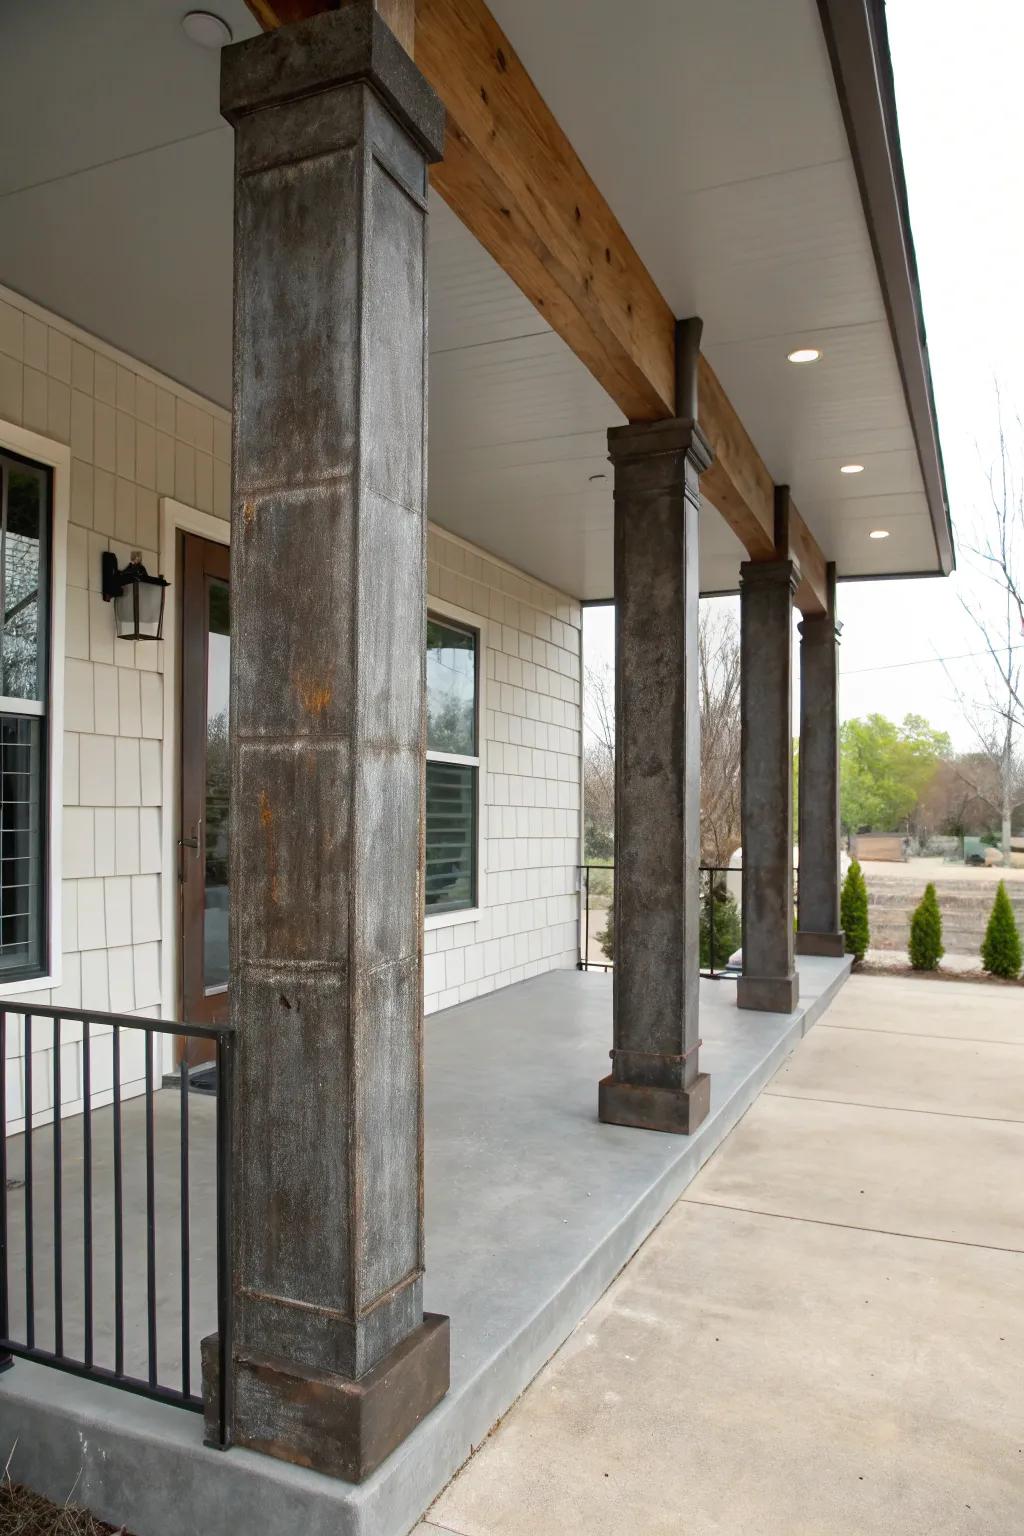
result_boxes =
[577,861,745,979]
[0,1001,234,1448]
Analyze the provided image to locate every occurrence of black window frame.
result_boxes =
[425,613,480,918]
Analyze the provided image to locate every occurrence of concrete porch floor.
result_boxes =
[423,973,1024,1536]
[1,958,850,1536]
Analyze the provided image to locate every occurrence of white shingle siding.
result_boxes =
[0,287,583,1129]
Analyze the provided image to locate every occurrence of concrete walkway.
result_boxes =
[421,974,1024,1536]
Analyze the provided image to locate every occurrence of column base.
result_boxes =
[796,930,846,958]
[202,1313,450,1483]
[737,973,800,1013]
[599,1072,710,1135]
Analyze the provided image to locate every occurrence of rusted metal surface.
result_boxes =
[797,562,845,958]
[737,527,801,1015]
[215,1,449,1477]
[202,1315,449,1481]
[601,417,711,1136]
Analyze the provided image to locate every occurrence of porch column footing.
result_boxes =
[737,974,799,1013]
[599,1072,711,1135]
[201,1314,450,1484]
[796,930,846,958]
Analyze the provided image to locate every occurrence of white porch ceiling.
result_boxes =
[0,0,939,599]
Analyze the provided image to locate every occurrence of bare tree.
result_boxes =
[945,400,1024,861]
[583,661,615,858]
[698,607,742,864]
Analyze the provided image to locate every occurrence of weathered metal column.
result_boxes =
[797,563,845,956]
[737,534,800,1014]
[599,329,712,1133]
[209,6,449,1481]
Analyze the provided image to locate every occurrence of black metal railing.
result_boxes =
[577,862,744,979]
[0,1003,233,1448]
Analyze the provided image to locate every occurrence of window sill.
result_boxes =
[0,967,62,999]
[424,907,481,932]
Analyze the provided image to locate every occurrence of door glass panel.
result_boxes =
[204,579,230,992]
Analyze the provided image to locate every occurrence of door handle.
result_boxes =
[179,818,202,856]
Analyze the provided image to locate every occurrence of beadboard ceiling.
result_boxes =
[0,0,940,598]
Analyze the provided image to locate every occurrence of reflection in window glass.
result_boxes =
[425,760,475,912]
[204,579,230,992]
[0,450,50,982]
[2,462,46,702]
[426,619,476,755]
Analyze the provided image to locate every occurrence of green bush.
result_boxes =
[981,881,1022,979]
[597,908,614,962]
[908,882,944,971]
[700,883,742,970]
[840,859,870,962]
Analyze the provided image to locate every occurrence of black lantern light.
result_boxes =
[101,551,169,641]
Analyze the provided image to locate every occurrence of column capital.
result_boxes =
[221,0,445,162]
[607,416,713,476]
[739,557,801,596]
[798,613,843,644]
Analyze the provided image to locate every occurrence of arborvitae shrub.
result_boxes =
[908,882,944,971]
[840,859,870,962]
[981,880,1022,979]
[700,884,742,970]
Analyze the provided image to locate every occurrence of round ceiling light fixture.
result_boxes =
[182,10,233,48]
[840,463,865,474]
[869,529,890,540]
[787,347,821,364]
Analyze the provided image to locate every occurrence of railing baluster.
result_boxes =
[215,1032,234,1450]
[179,1050,190,1399]
[0,1001,232,1417]
[0,1011,10,1372]
[52,1017,63,1358]
[82,1021,93,1370]
[145,1032,157,1388]
[585,865,591,970]
[112,1024,124,1378]
[23,1015,33,1349]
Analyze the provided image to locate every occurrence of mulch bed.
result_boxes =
[855,960,1023,987]
[0,1481,128,1536]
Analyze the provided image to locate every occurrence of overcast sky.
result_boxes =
[585,0,1024,754]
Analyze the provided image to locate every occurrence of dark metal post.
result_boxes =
[797,562,845,955]
[214,4,449,1480]
[599,409,712,1136]
[738,543,800,1013]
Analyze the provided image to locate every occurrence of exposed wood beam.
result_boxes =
[241,0,829,613]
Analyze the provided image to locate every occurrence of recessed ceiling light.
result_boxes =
[182,10,232,48]
[588,472,607,482]
[869,529,890,540]
[787,348,821,364]
[840,463,865,474]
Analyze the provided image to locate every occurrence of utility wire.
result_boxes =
[841,644,1024,677]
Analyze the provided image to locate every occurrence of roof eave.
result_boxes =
[817,0,954,577]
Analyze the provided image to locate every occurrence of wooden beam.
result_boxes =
[241,0,829,613]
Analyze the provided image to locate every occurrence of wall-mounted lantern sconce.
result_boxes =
[101,551,169,641]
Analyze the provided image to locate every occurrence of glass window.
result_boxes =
[425,617,478,915]
[0,451,51,981]
[427,619,476,756]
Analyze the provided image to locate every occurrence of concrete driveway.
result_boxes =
[419,974,1024,1536]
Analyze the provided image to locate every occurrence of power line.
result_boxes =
[841,644,1024,677]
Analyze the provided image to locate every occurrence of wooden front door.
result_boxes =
[179,534,230,1059]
